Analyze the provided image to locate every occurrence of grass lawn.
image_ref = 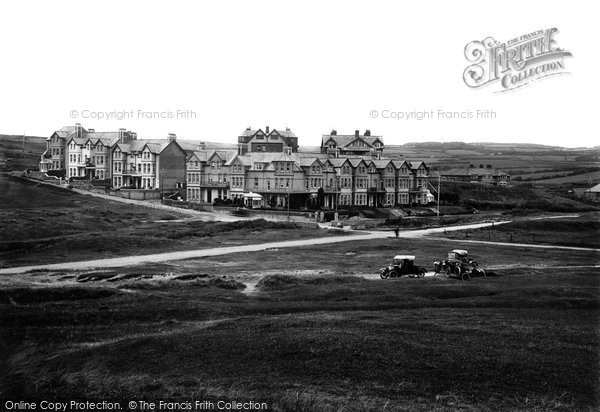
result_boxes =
[0,175,341,268]
[1,237,599,411]
[436,213,600,249]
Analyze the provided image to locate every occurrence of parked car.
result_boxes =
[433,249,485,280]
[380,255,427,279]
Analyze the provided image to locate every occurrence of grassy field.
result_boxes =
[0,134,47,171]
[0,175,339,268]
[438,182,599,213]
[437,214,600,249]
[1,165,599,410]
[1,235,599,410]
[531,170,600,185]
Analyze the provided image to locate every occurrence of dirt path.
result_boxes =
[0,220,508,274]
[2,218,597,275]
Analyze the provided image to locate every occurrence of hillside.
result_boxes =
[440,182,598,213]
[0,134,46,171]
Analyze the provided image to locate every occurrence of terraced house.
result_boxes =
[40,124,431,208]
[40,124,188,196]
[186,127,431,208]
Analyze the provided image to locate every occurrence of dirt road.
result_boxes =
[2,218,597,275]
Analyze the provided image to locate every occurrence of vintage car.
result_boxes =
[380,255,427,279]
[433,249,485,280]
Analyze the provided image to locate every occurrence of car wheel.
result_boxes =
[380,271,389,279]
[418,268,426,278]
[452,266,462,277]
[388,270,398,278]
[477,269,486,277]
[461,272,471,281]
[444,267,452,278]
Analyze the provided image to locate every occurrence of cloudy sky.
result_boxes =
[0,1,596,147]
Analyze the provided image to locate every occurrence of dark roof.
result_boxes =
[321,134,383,149]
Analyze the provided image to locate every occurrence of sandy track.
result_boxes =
[3,218,597,275]
[0,220,506,274]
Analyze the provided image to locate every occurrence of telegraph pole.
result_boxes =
[287,181,290,221]
[437,174,441,218]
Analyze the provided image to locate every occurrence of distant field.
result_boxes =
[512,170,575,179]
[437,213,600,248]
[532,170,600,185]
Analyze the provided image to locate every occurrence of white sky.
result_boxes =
[0,1,597,147]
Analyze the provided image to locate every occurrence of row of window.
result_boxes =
[188,188,201,200]
[187,172,201,184]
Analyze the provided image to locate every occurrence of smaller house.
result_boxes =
[583,183,600,202]
[439,164,510,186]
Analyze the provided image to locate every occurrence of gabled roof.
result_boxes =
[187,151,203,163]
[321,134,384,149]
[586,183,600,193]
[328,158,350,167]
[66,136,88,146]
[392,160,409,169]
[410,161,428,171]
[207,150,233,162]
[298,157,323,167]
[225,154,252,167]
[271,151,296,163]
[372,159,393,169]
[240,127,297,139]
[348,158,367,168]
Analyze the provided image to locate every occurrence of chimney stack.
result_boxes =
[118,128,126,142]
[199,142,206,150]
[355,130,359,137]
[75,123,83,138]
[331,129,337,136]
[265,126,270,134]
[167,133,177,142]
[131,132,137,140]
[88,128,95,133]
[364,129,371,136]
